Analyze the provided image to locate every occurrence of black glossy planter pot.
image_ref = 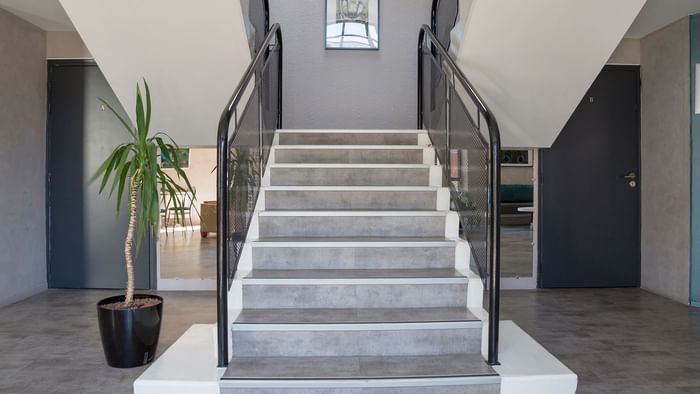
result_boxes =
[97,294,163,368]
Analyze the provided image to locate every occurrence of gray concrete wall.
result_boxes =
[640,18,691,304]
[0,9,47,307]
[270,0,430,129]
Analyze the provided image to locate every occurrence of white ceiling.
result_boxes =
[0,0,74,31]
[3,0,700,38]
[626,0,700,38]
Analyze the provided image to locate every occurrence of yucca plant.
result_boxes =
[92,79,193,307]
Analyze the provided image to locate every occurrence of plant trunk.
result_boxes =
[124,178,138,306]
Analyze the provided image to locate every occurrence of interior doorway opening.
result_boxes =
[157,147,217,289]
[500,149,538,288]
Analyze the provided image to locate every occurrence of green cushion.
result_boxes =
[501,184,533,203]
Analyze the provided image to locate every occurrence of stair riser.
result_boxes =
[270,168,430,186]
[279,133,418,146]
[222,385,500,394]
[252,247,455,270]
[242,283,468,308]
[232,327,482,357]
[275,148,425,164]
[258,216,446,238]
[265,190,437,210]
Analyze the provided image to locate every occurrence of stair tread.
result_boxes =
[270,163,431,168]
[264,186,441,190]
[274,145,424,149]
[234,307,479,325]
[265,208,438,212]
[245,269,465,280]
[254,236,455,243]
[221,354,497,380]
[258,210,449,216]
[277,129,423,133]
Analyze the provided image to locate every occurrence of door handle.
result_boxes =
[622,172,637,180]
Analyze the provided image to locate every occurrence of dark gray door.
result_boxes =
[539,66,640,288]
[47,61,153,289]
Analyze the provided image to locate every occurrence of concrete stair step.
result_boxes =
[257,211,455,238]
[268,164,438,187]
[273,145,429,164]
[251,237,456,270]
[220,355,499,394]
[241,269,468,309]
[263,187,447,211]
[235,307,478,324]
[277,129,428,146]
[232,308,482,357]
[231,322,481,358]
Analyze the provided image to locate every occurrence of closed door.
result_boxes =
[539,66,640,288]
[47,61,152,289]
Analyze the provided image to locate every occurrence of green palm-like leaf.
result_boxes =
[91,79,194,306]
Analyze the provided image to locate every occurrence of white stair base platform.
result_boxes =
[133,324,220,394]
[494,321,577,394]
[134,322,576,394]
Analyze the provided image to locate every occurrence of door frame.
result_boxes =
[45,59,157,289]
[537,64,641,288]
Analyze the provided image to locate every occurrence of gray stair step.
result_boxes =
[252,237,456,270]
[241,269,468,309]
[231,321,482,357]
[278,130,423,146]
[274,146,426,164]
[269,164,433,187]
[235,307,478,324]
[264,187,441,211]
[232,307,482,357]
[222,385,499,394]
[220,355,499,394]
[245,269,462,280]
[258,212,450,238]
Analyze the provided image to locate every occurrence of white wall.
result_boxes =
[0,8,47,307]
[59,0,252,146]
[162,148,217,225]
[270,0,431,129]
[450,0,646,148]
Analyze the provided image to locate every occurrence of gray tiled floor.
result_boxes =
[1,288,699,393]
[501,289,700,394]
[0,290,215,394]
[159,230,216,279]
[501,225,534,278]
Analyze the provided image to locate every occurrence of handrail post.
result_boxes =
[277,30,283,129]
[257,69,264,174]
[487,121,501,366]
[417,30,424,129]
[417,25,501,366]
[216,119,229,368]
[216,23,283,369]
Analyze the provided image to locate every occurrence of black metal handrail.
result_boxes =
[216,23,283,368]
[417,24,501,365]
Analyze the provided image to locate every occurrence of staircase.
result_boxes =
[219,129,500,393]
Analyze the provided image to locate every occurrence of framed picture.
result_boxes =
[501,149,533,167]
[325,0,379,50]
[161,148,190,169]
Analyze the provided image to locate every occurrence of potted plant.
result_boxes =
[92,80,194,368]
